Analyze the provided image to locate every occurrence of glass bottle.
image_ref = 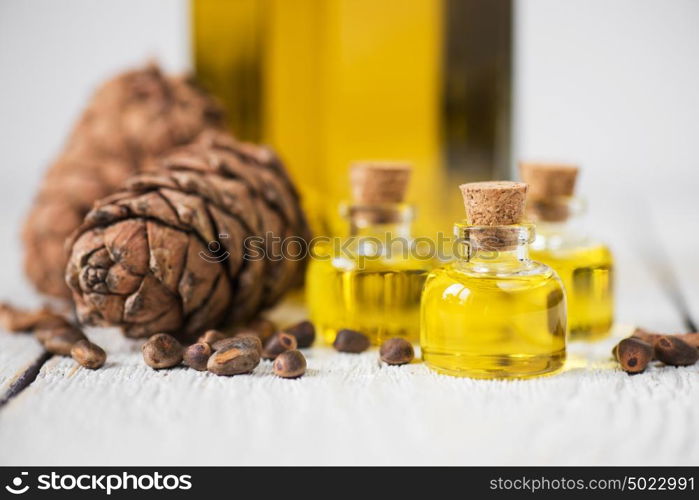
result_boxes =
[306,163,432,345]
[420,181,567,378]
[191,0,514,239]
[521,163,614,341]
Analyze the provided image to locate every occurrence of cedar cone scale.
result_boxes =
[65,131,311,340]
[23,63,224,298]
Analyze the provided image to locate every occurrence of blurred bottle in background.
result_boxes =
[192,0,512,238]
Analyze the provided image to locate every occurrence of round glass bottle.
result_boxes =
[521,162,614,341]
[527,197,614,341]
[420,181,567,379]
[306,163,432,344]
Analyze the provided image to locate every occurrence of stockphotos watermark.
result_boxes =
[4,471,192,495]
[197,231,501,268]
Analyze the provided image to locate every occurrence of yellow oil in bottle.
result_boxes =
[420,181,567,380]
[307,239,429,345]
[306,162,431,344]
[530,244,613,341]
[519,162,615,342]
[420,257,566,379]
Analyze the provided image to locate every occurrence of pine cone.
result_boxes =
[23,63,223,298]
[66,131,310,340]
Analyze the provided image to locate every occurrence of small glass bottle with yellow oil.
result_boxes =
[420,181,567,378]
[306,163,432,345]
[521,163,614,341]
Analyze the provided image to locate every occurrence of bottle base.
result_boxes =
[422,349,566,379]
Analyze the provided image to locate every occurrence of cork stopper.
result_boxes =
[519,162,579,200]
[519,162,579,222]
[459,181,527,226]
[458,181,528,251]
[350,162,411,205]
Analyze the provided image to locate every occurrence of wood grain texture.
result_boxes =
[0,331,47,403]
[603,216,687,333]
[0,322,697,466]
[648,199,699,331]
[614,248,687,332]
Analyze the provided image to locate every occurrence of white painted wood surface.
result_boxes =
[649,196,699,330]
[610,245,686,333]
[0,323,698,465]
[0,332,45,402]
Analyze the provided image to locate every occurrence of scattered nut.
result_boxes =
[183,342,212,371]
[142,333,184,369]
[233,328,257,338]
[39,325,87,356]
[654,335,699,366]
[212,337,235,351]
[35,320,80,343]
[262,332,297,360]
[246,318,277,343]
[0,303,70,333]
[213,334,263,355]
[379,338,414,365]
[632,328,699,352]
[679,334,699,349]
[70,339,107,369]
[333,329,370,353]
[34,315,72,330]
[631,327,660,346]
[615,329,699,373]
[283,320,315,348]
[273,350,307,378]
[614,337,653,374]
[198,329,225,348]
[232,332,263,354]
[207,345,260,376]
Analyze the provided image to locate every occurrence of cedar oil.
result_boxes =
[420,182,567,379]
[530,243,613,340]
[521,162,614,341]
[306,163,431,345]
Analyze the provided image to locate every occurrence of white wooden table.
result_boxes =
[0,203,697,466]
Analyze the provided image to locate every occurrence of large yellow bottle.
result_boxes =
[192,0,513,237]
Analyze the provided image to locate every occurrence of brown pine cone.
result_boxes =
[23,63,223,298]
[65,131,310,340]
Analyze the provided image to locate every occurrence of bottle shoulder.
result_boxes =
[426,259,561,285]
[532,228,611,252]
[530,240,613,266]
[423,261,564,301]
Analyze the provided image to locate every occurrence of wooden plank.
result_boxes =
[647,197,699,332]
[0,215,56,405]
[0,314,697,465]
[591,200,686,333]
[0,332,48,405]
[612,245,687,332]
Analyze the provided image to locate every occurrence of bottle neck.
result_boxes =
[525,196,589,250]
[468,244,529,263]
[525,196,585,224]
[455,222,534,272]
[350,222,412,239]
[343,202,414,239]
